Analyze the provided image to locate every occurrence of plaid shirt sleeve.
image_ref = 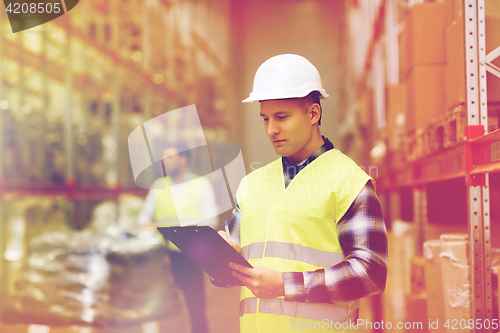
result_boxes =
[282,182,388,303]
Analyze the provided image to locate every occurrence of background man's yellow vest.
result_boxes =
[153,176,206,251]
[236,149,373,333]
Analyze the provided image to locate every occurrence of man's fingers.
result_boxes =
[233,270,251,283]
[230,265,285,298]
[231,242,241,252]
[218,230,230,243]
[218,231,241,251]
[232,270,256,290]
[229,262,254,276]
[143,223,157,231]
[229,262,244,272]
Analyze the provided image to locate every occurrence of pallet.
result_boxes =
[404,106,467,161]
[404,129,425,161]
[438,105,467,149]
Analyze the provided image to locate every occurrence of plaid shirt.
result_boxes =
[229,136,388,303]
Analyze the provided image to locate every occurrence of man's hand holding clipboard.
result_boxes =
[217,227,285,299]
[157,226,252,287]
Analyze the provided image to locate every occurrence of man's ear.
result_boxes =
[310,103,321,125]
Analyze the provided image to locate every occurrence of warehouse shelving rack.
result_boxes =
[0,0,232,312]
[372,0,500,331]
[0,8,153,309]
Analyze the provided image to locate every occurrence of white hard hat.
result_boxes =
[242,54,329,103]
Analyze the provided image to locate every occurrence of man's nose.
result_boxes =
[266,119,279,136]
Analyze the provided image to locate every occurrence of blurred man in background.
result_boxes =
[138,142,217,333]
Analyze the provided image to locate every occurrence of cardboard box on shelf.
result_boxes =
[485,14,500,105]
[486,0,500,16]
[410,256,426,296]
[384,221,416,328]
[451,0,500,21]
[400,2,451,80]
[406,66,446,134]
[489,105,500,133]
[445,18,466,111]
[423,239,446,328]
[386,84,406,151]
[405,294,429,333]
[445,15,500,110]
[450,0,462,22]
[358,88,372,128]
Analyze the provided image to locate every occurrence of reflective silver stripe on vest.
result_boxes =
[240,241,345,268]
[239,297,359,322]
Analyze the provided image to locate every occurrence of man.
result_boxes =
[138,143,217,333]
[219,54,388,332]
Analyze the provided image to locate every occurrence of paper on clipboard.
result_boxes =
[157,226,252,286]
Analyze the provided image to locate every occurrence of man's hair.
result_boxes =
[300,91,322,125]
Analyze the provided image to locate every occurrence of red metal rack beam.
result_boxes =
[466,128,500,180]
[465,125,486,186]
[0,179,147,200]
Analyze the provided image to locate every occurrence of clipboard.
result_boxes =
[157,226,252,286]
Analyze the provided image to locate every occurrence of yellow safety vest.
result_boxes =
[236,149,373,333]
[153,175,206,251]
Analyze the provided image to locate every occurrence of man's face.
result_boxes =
[162,147,185,176]
[260,98,314,163]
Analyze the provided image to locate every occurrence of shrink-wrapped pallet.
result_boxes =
[440,233,470,332]
[410,256,426,296]
[2,231,113,327]
[406,294,429,333]
[1,229,189,330]
[423,239,446,327]
[384,221,415,326]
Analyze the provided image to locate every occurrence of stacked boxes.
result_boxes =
[406,66,446,133]
[386,85,406,150]
[406,256,429,333]
[400,2,451,134]
[385,221,415,327]
[410,256,426,295]
[445,14,500,110]
[405,294,428,333]
[450,0,463,22]
[400,2,450,79]
[485,15,500,105]
[400,1,500,138]
[445,17,466,110]
[451,0,500,20]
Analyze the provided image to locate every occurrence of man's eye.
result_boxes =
[277,116,287,120]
